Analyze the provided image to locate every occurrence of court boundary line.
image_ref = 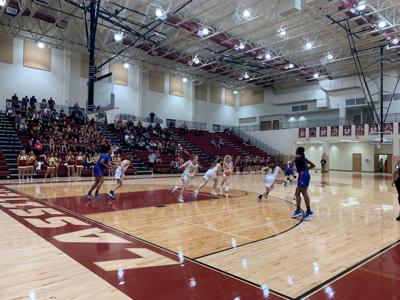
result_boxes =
[4,185,293,300]
[295,239,400,299]
[194,196,304,260]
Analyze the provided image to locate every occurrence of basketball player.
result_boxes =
[66,151,75,179]
[86,145,111,200]
[283,161,296,187]
[391,160,400,221]
[172,154,199,203]
[257,164,281,202]
[220,155,234,192]
[291,147,315,220]
[17,150,27,183]
[193,157,223,198]
[26,151,37,181]
[107,155,132,199]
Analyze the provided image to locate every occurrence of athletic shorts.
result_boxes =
[297,170,310,187]
[115,167,123,181]
[181,173,191,182]
[265,175,276,188]
[93,165,104,177]
[203,170,216,181]
[284,168,293,177]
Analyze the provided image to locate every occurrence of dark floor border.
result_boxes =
[295,238,400,300]
[4,185,292,300]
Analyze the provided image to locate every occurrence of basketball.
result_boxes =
[224,170,232,176]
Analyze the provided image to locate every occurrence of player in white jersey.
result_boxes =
[107,156,132,199]
[257,164,281,202]
[172,155,199,203]
[220,155,234,193]
[193,157,224,198]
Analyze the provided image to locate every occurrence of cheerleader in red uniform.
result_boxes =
[17,150,27,183]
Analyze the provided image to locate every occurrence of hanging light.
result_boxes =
[233,90,238,94]
[0,0,5,6]
[378,20,387,29]
[37,42,45,49]
[265,52,271,59]
[392,38,399,45]
[239,42,245,50]
[326,53,334,60]
[356,1,366,10]
[287,63,294,69]
[313,72,319,79]
[201,27,209,36]
[182,77,188,83]
[305,42,313,50]
[243,72,250,79]
[242,9,251,19]
[123,63,129,69]
[114,32,124,42]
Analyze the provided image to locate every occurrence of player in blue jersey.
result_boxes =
[86,145,111,200]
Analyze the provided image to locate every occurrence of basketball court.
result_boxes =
[0,171,398,299]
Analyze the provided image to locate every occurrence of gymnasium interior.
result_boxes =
[0,0,399,299]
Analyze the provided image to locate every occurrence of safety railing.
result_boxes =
[166,119,206,130]
[115,113,163,124]
[6,99,85,115]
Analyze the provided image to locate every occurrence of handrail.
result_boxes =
[166,119,206,130]
[115,113,163,124]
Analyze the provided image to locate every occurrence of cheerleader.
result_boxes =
[391,160,400,221]
[193,157,223,198]
[172,155,199,203]
[257,164,281,202]
[17,150,27,183]
[108,156,132,199]
[44,153,56,180]
[75,152,84,178]
[283,161,297,187]
[220,155,234,192]
[66,151,75,179]
[291,147,315,220]
[26,151,37,181]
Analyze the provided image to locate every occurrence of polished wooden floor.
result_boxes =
[2,171,400,299]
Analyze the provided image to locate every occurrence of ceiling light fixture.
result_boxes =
[326,53,334,60]
[201,27,209,36]
[243,9,251,19]
[123,62,129,69]
[114,32,124,42]
[392,38,399,45]
[243,72,250,79]
[378,20,387,29]
[356,1,366,10]
[265,52,271,59]
[37,42,45,49]
[182,77,188,83]
[305,42,313,50]
[233,90,238,94]
[288,63,294,69]
[239,42,245,50]
[0,0,5,6]
[313,72,319,79]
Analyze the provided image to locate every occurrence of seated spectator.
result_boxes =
[210,139,218,148]
[127,118,134,128]
[40,98,47,109]
[218,138,225,148]
[180,122,188,134]
[170,160,179,173]
[115,117,123,129]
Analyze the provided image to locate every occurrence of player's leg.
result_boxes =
[291,187,303,218]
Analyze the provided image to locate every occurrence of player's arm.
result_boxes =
[180,161,189,169]
[260,166,269,172]
[307,159,316,170]
[99,158,109,168]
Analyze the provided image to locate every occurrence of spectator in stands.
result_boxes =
[14,113,21,130]
[148,112,156,123]
[180,122,188,134]
[115,117,123,129]
[218,138,225,148]
[19,119,27,132]
[48,97,55,110]
[29,96,37,109]
[40,98,47,109]
[175,143,183,155]
[170,159,179,173]
[21,95,29,110]
[11,93,19,109]
[147,151,156,172]
[127,118,134,128]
